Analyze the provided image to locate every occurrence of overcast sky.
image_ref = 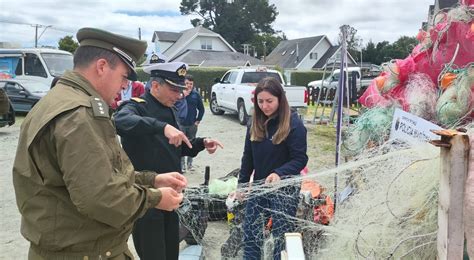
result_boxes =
[0,0,434,52]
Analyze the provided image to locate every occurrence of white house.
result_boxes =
[424,0,458,30]
[264,35,356,70]
[152,26,261,67]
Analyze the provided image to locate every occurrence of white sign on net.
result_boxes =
[389,108,443,144]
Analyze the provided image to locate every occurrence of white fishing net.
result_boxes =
[177,139,442,259]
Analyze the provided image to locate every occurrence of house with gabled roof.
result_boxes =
[264,35,356,70]
[151,26,261,67]
[424,0,458,29]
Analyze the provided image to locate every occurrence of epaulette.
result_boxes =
[131,97,146,103]
[90,97,109,118]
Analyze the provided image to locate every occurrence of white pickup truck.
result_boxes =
[307,67,374,91]
[210,67,307,125]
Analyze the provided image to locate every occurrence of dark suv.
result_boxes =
[0,87,15,127]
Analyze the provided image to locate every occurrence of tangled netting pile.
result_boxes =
[177,140,444,259]
[351,1,474,155]
[176,2,474,259]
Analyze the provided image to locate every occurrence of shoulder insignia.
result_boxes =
[131,97,146,103]
[90,97,109,118]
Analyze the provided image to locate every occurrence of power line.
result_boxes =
[0,21,74,33]
[0,20,75,47]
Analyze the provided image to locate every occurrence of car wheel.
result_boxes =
[210,95,224,115]
[238,101,248,125]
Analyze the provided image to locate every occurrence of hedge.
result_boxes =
[136,66,229,101]
[136,67,327,101]
[290,71,326,87]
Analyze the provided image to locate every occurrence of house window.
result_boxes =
[200,39,212,50]
[310,52,318,60]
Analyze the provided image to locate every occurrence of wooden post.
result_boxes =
[431,130,470,260]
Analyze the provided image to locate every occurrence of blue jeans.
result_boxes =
[181,124,198,169]
[242,185,300,260]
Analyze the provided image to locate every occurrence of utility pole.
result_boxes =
[296,43,299,63]
[262,41,266,62]
[138,27,142,40]
[34,24,38,48]
[31,24,51,48]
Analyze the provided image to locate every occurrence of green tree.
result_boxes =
[375,41,391,64]
[362,40,377,64]
[360,36,418,65]
[249,33,286,59]
[180,0,278,52]
[391,36,417,58]
[58,36,78,53]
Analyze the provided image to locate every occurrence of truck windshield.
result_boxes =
[241,72,282,84]
[41,53,73,77]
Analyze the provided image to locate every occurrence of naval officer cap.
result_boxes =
[143,53,188,90]
[76,27,147,81]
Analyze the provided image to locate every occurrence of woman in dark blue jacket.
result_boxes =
[239,77,308,260]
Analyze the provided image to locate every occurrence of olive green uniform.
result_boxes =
[13,71,162,260]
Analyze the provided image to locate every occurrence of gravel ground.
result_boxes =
[0,108,329,259]
[0,117,25,260]
[0,109,247,259]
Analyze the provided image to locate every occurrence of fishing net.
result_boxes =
[405,73,437,121]
[174,4,474,259]
[176,138,447,259]
[342,106,394,156]
[359,3,474,113]
[436,63,474,127]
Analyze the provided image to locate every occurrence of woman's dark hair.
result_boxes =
[250,77,291,144]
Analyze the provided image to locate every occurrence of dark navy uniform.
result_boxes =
[115,91,205,173]
[114,90,205,260]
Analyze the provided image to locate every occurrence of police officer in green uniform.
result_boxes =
[114,58,224,259]
[12,27,189,260]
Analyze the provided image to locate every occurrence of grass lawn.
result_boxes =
[300,104,362,171]
[301,106,338,171]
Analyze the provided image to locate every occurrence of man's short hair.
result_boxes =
[73,46,121,69]
[184,74,194,82]
[150,77,166,86]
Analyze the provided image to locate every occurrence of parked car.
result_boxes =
[0,48,73,86]
[210,67,308,125]
[0,78,49,112]
[0,87,15,127]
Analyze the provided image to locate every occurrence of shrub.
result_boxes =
[136,67,229,101]
[187,67,229,101]
[290,71,325,87]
